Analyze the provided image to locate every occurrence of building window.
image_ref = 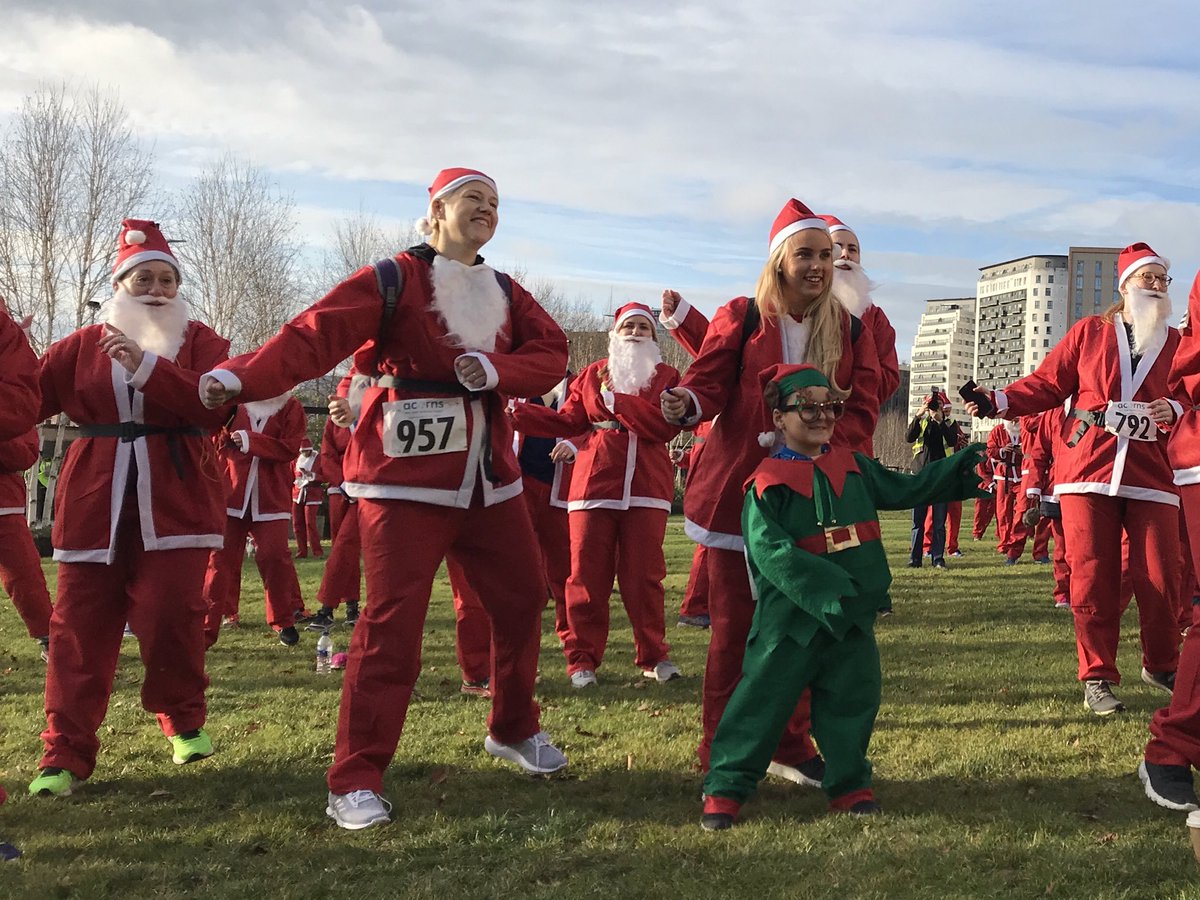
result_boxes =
[1044,340,1050,347]
[1032,289,1039,297]
[1095,261,1102,276]
[1048,275,1055,284]
[1094,289,1101,304]
[1076,262,1083,274]
[1033,326,1039,334]
[1036,275,1042,283]
[1047,301,1053,309]
[1044,314,1050,322]
[1033,352,1039,360]
[1076,275,1084,290]
[1045,286,1052,296]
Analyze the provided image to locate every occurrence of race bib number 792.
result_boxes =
[382,397,468,458]
[1103,400,1156,442]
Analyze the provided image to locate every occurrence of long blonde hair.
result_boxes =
[752,235,848,392]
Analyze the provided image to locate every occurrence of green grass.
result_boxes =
[1,506,1198,899]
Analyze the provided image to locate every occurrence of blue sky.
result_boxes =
[3,0,1199,360]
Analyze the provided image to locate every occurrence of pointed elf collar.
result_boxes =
[745,446,860,499]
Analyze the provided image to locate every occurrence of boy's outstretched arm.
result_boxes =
[857,443,988,511]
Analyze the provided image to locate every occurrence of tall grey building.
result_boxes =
[908,298,975,430]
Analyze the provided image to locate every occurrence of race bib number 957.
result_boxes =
[382,398,468,458]
[1104,400,1156,442]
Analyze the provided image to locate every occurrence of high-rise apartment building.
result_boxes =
[1066,247,1121,325]
[974,255,1070,391]
[908,298,975,430]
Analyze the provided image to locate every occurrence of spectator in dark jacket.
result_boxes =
[905,390,961,567]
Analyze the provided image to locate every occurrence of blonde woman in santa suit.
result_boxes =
[660,199,882,783]
[511,303,683,688]
[200,167,570,831]
[965,242,1182,718]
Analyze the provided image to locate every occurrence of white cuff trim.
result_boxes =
[660,298,692,330]
[455,352,499,391]
[994,389,1009,416]
[127,351,158,389]
[205,369,243,399]
[1168,399,1184,421]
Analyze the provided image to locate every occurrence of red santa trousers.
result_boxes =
[563,507,670,674]
[522,478,570,645]
[41,522,209,779]
[1058,493,1180,683]
[1050,517,1071,606]
[317,502,361,610]
[972,495,995,539]
[203,514,304,644]
[292,503,323,557]
[924,501,962,555]
[449,559,491,684]
[1146,485,1200,767]
[327,496,544,795]
[0,515,52,638]
[994,485,1028,559]
[700,546,817,770]
[327,492,350,542]
[1178,509,1197,632]
[679,543,711,618]
[1030,517,1052,560]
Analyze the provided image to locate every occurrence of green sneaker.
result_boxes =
[28,767,83,797]
[170,729,214,765]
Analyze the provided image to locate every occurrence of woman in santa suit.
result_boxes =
[200,167,570,831]
[965,242,1182,717]
[660,198,882,779]
[31,220,232,797]
[512,303,683,686]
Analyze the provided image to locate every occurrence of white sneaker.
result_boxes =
[643,660,682,683]
[570,669,598,689]
[484,731,568,775]
[325,790,392,830]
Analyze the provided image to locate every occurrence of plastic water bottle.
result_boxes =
[316,631,333,675]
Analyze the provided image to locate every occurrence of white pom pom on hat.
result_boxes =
[125,229,147,245]
[757,431,776,448]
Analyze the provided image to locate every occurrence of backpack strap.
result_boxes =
[849,313,863,344]
[736,300,761,376]
[373,257,403,375]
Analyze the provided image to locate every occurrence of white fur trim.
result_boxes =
[1173,464,1200,486]
[993,390,1009,416]
[415,215,434,236]
[203,368,242,399]
[112,250,179,283]
[615,306,656,330]
[455,352,499,391]
[683,517,744,551]
[432,173,497,200]
[1119,254,1170,286]
[769,218,829,255]
[1169,399,1184,421]
[126,351,158,390]
[757,431,775,447]
[1056,481,1179,507]
[126,229,147,245]
[660,298,692,330]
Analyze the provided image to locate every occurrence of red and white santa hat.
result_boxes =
[415,167,498,236]
[1118,242,1170,287]
[817,214,854,235]
[612,301,657,333]
[112,219,180,284]
[768,199,829,255]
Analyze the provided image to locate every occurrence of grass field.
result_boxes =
[1,505,1198,899]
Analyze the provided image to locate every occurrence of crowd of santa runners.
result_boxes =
[4,166,1200,840]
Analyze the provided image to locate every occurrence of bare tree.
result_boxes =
[321,206,421,287]
[0,83,151,351]
[173,155,302,355]
[873,410,914,471]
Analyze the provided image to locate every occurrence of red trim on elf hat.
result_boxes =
[817,214,853,235]
[112,219,179,284]
[1117,241,1170,287]
[768,199,828,255]
[613,301,656,331]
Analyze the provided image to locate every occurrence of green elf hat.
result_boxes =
[755,363,831,447]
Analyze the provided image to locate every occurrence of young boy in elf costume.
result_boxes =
[701,364,985,830]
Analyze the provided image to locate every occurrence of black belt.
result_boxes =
[1066,408,1105,448]
[593,420,626,432]
[79,423,207,479]
[376,375,471,395]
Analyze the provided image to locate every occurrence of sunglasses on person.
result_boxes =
[780,400,846,422]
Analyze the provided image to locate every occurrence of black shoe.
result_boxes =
[0,840,20,861]
[848,800,882,815]
[278,626,300,646]
[932,559,948,569]
[797,755,826,786]
[879,606,894,618]
[701,813,734,831]
[37,635,49,663]
[906,561,922,569]
[306,608,335,632]
[345,602,360,626]
[1141,667,1176,694]
[1139,760,1200,810]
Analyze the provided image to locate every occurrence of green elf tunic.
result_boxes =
[704,442,985,808]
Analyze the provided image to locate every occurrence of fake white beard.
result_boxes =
[102,287,188,361]
[429,254,508,352]
[830,260,875,319]
[242,393,291,422]
[607,333,661,395]
[1005,421,1020,440]
[1124,285,1172,357]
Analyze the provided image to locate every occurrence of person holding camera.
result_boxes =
[905,390,961,568]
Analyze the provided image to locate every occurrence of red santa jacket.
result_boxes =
[673,296,881,549]
[208,248,568,509]
[996,313,1180,507]
[664,299,900,408]
[222,396,307,521]
[1020,406,1067,506]
[511,359,681,511]
[314,413,352,496]
[0,311,39,441]
[39,321,232,562]
[986,422,1023,490]
[1168,271,1200,486]
[292,451,324,506]
[0,428,38,517]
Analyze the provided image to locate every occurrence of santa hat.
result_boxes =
[299,438,313,452]
[817,214,854,236]
[612,301,656,332]
[923,389,950,407]
[112,219,180,284]
[755,363,830,446]
[1118,242,1169,287]
[415,167,498,235]
[768,199,828,255]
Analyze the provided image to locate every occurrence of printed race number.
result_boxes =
[1103,400,1156,442]
[382,398,468,458]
